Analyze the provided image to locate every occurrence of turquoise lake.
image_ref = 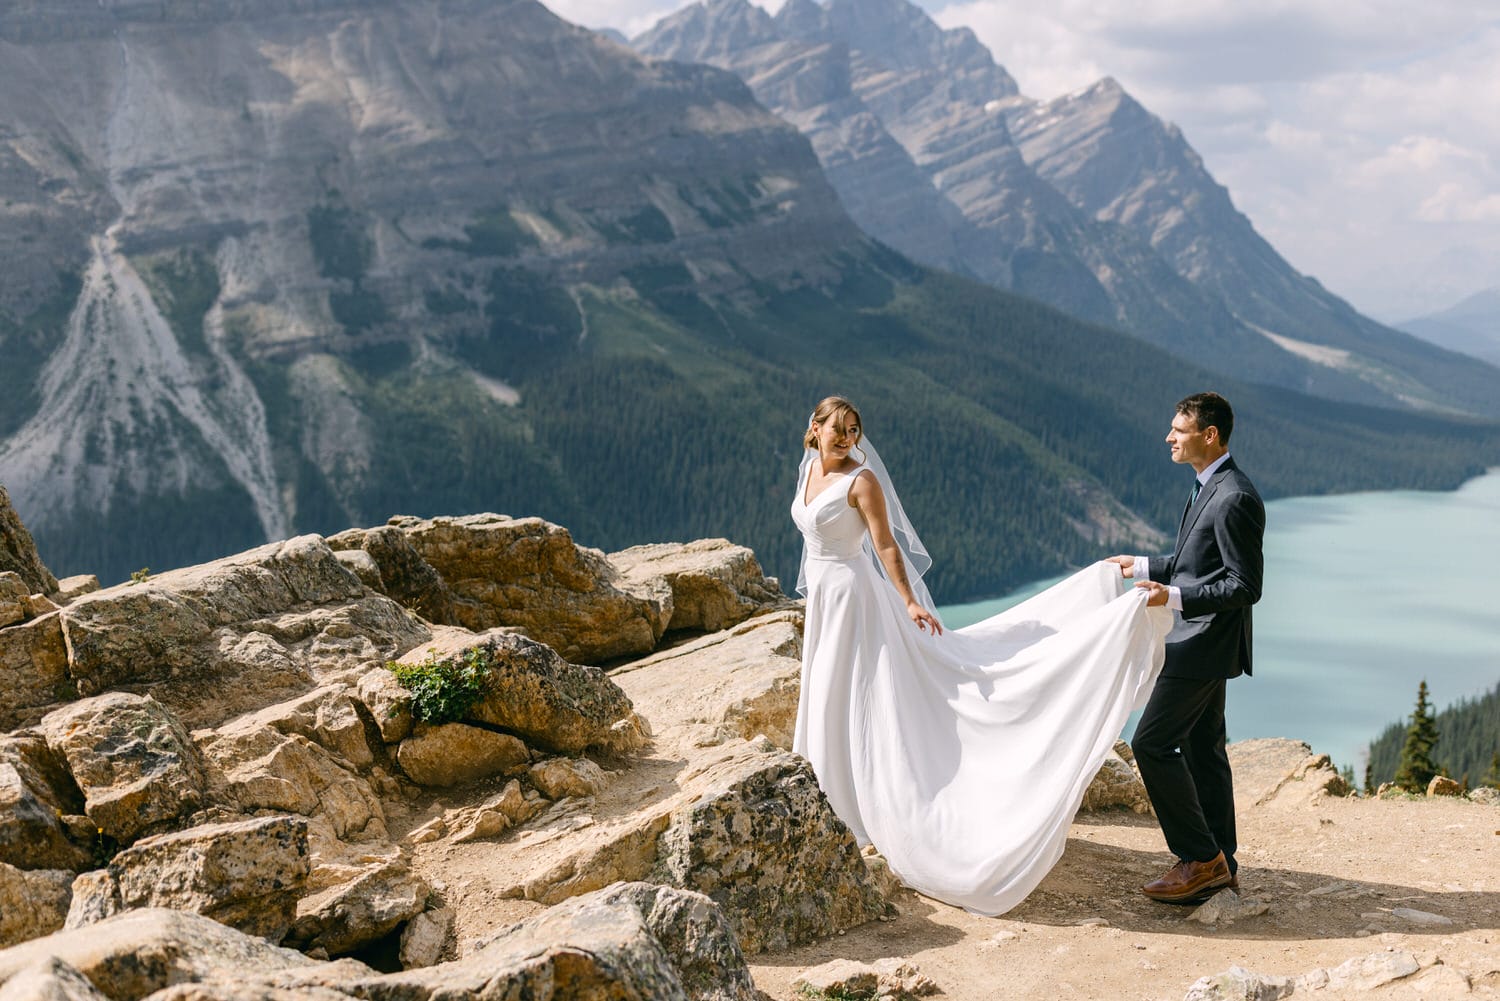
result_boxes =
[939,469,1500,772]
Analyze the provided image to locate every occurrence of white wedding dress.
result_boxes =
[791,461,1171,916]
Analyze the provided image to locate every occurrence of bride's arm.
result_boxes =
[849,471,943,635]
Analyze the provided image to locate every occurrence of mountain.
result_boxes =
[1400,288,1500,368]
[634,0,1500,419]
[0,0,1495,600]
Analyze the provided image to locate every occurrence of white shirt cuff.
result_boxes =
[1168,586,1183,611]
[1131,556,1149,580]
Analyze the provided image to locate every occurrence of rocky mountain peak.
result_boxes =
[635,0,781,63]
[774,0,831,40]
[817,0,1018,98]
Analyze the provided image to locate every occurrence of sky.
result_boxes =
[544,0,1500,323]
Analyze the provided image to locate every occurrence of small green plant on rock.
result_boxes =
[129,567,151,584]
[388,646,492,725]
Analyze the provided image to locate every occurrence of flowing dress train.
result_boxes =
[791,463,1171,915]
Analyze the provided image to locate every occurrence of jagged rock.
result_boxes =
[0,909,324,1000]
[0,864,72,948]
[49,577,99,605]
[233,686,376,773]
[397,907,453,970]
[1469,786,1500,805]
[353,669,412,744]
[0,574,26,629]
[326,526,456,625]
[0,612,71,733]
[1188,891,1270,926]
[1322,950,1420,990]
[0,736,91,872]
[395,723,529,788]
[331,549,383,590]
[612,610,803,750]
[861,851,905,904]
[53,536,429,729]
[609,539,789,633]
[40,693,207,845]
[528,757,607,800]
[1183,965,1292,1001]
[285,857,429,957]
[651,747,887,954]
[447,780,545,844]
[1080,747,1151,813]
[0,486,57,597]
[395,629,647,756]
[1428,775,1463,797]
[391,514,665,663]
[195,720,387,847]
[0,957,107,1001]
[794,957,938,1000]
[86,816,310,942]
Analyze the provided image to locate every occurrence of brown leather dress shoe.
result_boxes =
[1141,851,1233,904]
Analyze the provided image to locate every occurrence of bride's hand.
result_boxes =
[908,601,943,636]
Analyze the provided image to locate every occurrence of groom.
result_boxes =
[1111,391,1265,904]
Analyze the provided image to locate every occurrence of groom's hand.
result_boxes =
[1106,555,1135,578]
[1134,580,1169,606]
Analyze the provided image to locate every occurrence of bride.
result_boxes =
[791,396,1170,915]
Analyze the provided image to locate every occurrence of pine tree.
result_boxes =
[1363,760,1374,796]
[1483,751,1500,790]
[1394,680,1441,792]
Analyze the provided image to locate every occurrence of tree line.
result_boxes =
[1365,679,1500,792]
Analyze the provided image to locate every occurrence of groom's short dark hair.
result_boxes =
[1177,392,1234,444]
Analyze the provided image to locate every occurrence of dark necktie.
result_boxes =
[1190,480,1201,506]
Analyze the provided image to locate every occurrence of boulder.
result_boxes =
[88,816,310,942]
[0,957,107,1001]
[390,514,665,663]
[0,736,91,871]
[285,857,430,957]
[0,864,72,947]
[40,693,207,845]
[1188,890,1270,926]
[1321,950,1420,991]
[1080,744,1151,813]
[0,909,324,1001]
[1184,966,1293,1001]
[326,526,456,624]
[53,537,429,729]
[62,871,119,931]
[394,630,647,756]
[609,539,789,634]
[195,721,387,847]
[1427,775,1463,797]
[612,610,803,752]
[651,748,888,954]
[528,756,607,800]
[0,486,58,597]
[49,577,99,604]
[395,723,529,787]
[230,686,376,773]
[0,612,71,733]
[1470,786,1500,805]
[1228,738,1349,807]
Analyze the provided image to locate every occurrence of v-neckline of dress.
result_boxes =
[803,463,863,508]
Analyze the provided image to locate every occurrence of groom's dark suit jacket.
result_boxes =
[1148,457,1266,680]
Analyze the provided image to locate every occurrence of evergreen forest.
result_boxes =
[1367,680,1500,789]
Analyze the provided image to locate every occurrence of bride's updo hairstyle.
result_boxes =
[803,396,863,450]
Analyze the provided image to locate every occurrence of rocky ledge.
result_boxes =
[2,491,1496,1001]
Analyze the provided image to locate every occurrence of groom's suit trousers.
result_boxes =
[1133,676,1237,869]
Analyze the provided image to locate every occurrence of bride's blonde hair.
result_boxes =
[803,396,863,450]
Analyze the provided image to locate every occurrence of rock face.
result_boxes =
[0,486,57,597]
[395,723,530,788]
[1079,742,1152,814]
[0,736,92,872]
[285,858,430,958]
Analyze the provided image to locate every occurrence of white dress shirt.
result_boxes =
[1132,452,1232,610]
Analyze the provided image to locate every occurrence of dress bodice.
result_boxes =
[792,464,868,561]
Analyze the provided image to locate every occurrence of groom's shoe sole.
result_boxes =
[1141,852,1233,904]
